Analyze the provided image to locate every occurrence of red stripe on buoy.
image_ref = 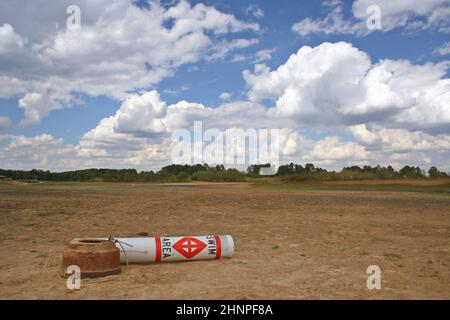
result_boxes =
[155,237,161,262]
[214,235,221,259]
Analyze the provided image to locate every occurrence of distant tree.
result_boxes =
[428,166,439,178]
[428,166,448,178]
[247,163,270,176]
[399,166,425,178]
[345,166,363,172]
[276,163,295,176]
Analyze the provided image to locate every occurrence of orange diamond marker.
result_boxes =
[173,237,207,259]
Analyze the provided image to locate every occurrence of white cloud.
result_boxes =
[18,91,74,125]
[58,40,450,171]
[350,125,450,152]
[292,1,364,37]
[83,90,277,143]
[221,47,275,64]
[245,4,264,19]
[78,87,449,171]
[379,128,450,152]
[303,136,369,162]
[74,89,298,170]
[219,92,233,101]
[2,84,450,171]
[230,54,247,63]
[113,91,169,136]
[0,134,77,170]
[244,42,370,121]
[0,24,25,54]
[277,128,310,157]
[350,124,380,145]
[434,41,450,56]
[244,42,450,132]
[2,5,450,174]
[292,0,450,37]
[352,0,450,32]
[254,49,275,63]
[0,0,259,124]
[207,38,259,61]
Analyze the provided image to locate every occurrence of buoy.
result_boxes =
[61,238,121,278]
[110,235,234,264]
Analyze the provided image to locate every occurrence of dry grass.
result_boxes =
[0,180,449,299]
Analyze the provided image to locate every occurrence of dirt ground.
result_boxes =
[0,181,449,299]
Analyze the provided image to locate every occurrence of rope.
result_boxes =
[108,235,133,268]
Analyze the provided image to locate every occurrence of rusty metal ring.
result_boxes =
[62,238,121,278]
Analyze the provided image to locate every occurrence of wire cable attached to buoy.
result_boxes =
[108,235,133,267]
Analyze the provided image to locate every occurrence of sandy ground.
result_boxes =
[0,181,449,299]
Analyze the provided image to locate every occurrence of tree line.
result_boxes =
[268,163,448,181]
[0,163,448,182]
[0,164,244,182]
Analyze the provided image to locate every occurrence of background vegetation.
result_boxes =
[0,163,448,182]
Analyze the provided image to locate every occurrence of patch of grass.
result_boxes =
[66,184,176,191]
[384,252,402,260]
[254,182,450,196]
[0,181,184,193]
[32,183,177,191]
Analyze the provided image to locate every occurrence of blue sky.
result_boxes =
[0,0,449,171]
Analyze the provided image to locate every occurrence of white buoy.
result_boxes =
[110,235,234,263]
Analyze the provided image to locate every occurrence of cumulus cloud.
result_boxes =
[244,42,450,132]
[0,24,25,54]
[350,125,450,152]
[82,90,277,145]
[303,136,369,162]
[2,83,450,171]
[349,124,381,145]
[17,91,75,125]
[113,91,169,137]
[2,30,450,172]
[0,0,259,124]
[73,89,304,170]
[0,134,77,170]
[77,82,450,171]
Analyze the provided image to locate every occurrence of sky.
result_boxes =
[0,0,449,172]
